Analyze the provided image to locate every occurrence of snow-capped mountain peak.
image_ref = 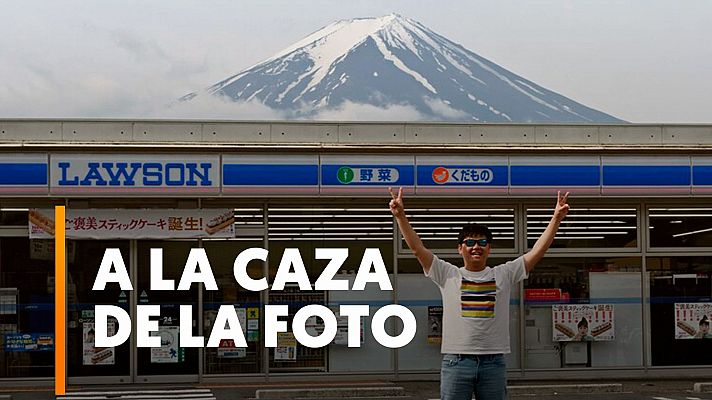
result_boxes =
[185,14,622,123]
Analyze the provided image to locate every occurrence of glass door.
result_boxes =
[135,241,199,382]
[68,240,131,384]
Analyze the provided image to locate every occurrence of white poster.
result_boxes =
[150,326,180,363]
[275,332,296,361]
[236,308,247,335]
[675,303,712,339]
[331,308,363,346]
[82,322,115,365]
[552,304,615,342]
[29,209,234,239]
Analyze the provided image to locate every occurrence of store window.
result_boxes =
[0,238,54,378]
[397,257,521,371]
[527,207,637,249]
[404,207,515,252]
[0,210,27,226]
[649,208,712,248]
[68,240,130,379]
[267,206,394,373]
[203,239,264,374]
[648,257,712,366]
[523,257,642,369]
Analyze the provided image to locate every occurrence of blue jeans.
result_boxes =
[440,353,507,400]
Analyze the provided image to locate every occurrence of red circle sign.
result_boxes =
[432,167,449,184]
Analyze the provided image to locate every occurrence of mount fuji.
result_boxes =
[183,14,623,123]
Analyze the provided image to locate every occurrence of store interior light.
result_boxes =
[650,208,712,212]
[410,214,514,218]
[672,227,712,238]
[411,221,513,225]
[527,220,630,224]
[0,208,29,211]
[528,208,636,212]
[410,208,513,212]
[528,226,636,230]
[528,236,605,240]
[650,214,712,217]
[269,226,392,231]
[528,214,636,218]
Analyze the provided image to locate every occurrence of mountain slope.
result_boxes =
[184,14,623,123]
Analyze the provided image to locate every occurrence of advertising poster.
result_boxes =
[552,304,615,341]
[4,333,53,352]
[29,209,235,239]
[275,332,297,361]
[217,339,247,358]
[236,308,248,335]
[428,306,443,344]
[0,288,17,315]
[675,303,712,339]
[82,322,115,365]
[151,326,180,363]
[331,308,364,346]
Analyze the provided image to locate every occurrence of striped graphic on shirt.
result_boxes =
[461,278,497,318]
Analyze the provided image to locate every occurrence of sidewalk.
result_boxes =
[0,379,708,400]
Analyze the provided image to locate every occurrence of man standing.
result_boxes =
[388,187,569,400]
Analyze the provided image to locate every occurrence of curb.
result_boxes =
[255,386,407,399]
[508,383,623,395]
[694,382,712,393]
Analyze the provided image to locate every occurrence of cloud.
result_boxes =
[423,97,470,119]
[151,93,287,120]
[308,100,427,121]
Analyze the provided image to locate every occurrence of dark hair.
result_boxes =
[457,223,493,244]
[700,315,709,326]
[578,318,589,328]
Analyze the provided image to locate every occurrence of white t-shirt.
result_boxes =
[426,255,527,355]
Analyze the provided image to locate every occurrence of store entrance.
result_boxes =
[68,240,199,384]
[135,240,199,382]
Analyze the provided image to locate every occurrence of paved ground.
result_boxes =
[2,379,711,400]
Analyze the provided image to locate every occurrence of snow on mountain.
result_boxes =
[183,14,623,123]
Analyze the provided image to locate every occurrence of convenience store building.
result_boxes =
[1,119,712,385]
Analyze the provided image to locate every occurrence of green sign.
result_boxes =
[337,167,354,184]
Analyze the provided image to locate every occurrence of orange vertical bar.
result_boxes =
[55,206,66,396]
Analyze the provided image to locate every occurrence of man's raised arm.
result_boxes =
[389,187,434,274]
[524,191,570,273]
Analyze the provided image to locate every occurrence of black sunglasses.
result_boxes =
[460,238,489,247]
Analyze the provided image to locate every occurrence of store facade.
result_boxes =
[1,120,712,385]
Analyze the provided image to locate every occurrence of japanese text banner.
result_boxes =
[29,209,235,239]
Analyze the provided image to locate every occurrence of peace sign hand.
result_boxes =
[388,187,406,218]
[554,191,570,221]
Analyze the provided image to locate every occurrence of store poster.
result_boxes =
[0,288,17,315]
[427,306,443,344]
[83,322,115,365]
[552,304,615,341]
[675,303,712,339]
[247,307,259,341]
[4,333,54,352]
[29,209,234,239]
[217,339,247,358]
[151,326,181,363]
[275,332,297,361]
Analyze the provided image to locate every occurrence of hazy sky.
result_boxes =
[1,0,710,123]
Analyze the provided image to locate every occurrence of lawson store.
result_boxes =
[1,119,712,385]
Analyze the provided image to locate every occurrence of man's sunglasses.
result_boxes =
[460,238,489,247]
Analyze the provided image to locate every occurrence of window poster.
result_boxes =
[675,303,712,339]
[428,306,443,344]
[150,326,181,363]
[275,332,297,361]
[552,304,615,341]
[82,322,115,365]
